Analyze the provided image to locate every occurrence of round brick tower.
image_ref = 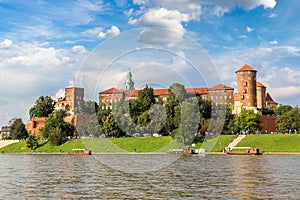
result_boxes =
[236,64,257,109]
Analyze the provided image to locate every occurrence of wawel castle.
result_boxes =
[25,64,278,135]
[99,64,277,112]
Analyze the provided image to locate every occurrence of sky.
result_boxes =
[0,0,300,127]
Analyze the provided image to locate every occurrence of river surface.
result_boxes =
[0,154,299,199]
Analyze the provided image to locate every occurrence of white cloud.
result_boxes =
[270,40,278,45]
[268,13,278,18]
[246,26,254,32]
[98,26,120,39]
[203,0,277,16]
[131,8,190,45]
[238,35,247,39]
[0,41,88,126]
[52,89,65,100]
[72,45,87,54]
[0,39,13,49]
[82,27,103,37]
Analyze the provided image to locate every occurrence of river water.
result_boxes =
[0,154,299,199]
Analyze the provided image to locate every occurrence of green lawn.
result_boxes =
[0,141,30,153]
[200,135,236,152]
[236,134,300,152]
[0,139,85,153]
[80,138,126,152]
[110,136,179,152]
[2,134,298,153]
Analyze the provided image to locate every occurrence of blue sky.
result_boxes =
[0,0,300,126]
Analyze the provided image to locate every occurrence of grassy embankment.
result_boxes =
[0,135,235,153]
[236,134,300,152]
[0,139,85,153]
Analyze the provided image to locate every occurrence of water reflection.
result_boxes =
[0,154,299,199]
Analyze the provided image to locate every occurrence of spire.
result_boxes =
[124,68,135,90]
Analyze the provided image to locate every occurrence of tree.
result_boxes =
[42,110,73,142]
[10,118,28,140]
[165,83,186,134]
[136,85,156,114]
[234,109,261,133]
[174,98,200,147]
[29,96,54,119]
[102,113,122,137]
[26,135,39,150]
[276,105,300,133]
[48,127,66,146]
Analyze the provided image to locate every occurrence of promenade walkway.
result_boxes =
[227,135,246,149]
[0,140,19,149]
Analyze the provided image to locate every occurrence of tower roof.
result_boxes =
[236,64,257,73]
[256,81,266,88]
[266,92,278,105]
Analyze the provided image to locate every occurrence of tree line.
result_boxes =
[3,83,300,147]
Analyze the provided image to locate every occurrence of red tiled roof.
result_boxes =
[100,87,209,97]
[124,90,139,97]
[153,89,169,96]
[186,88,208,94]
[236,64,257,73]
[209,84,234,90]
[256,81,266,88]
[99,87,122,94]
[265,92,278,105]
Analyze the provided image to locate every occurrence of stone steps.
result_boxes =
[227,135,246,149]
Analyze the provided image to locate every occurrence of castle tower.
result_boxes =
[256,81,266,110]
[124,68,135,90]
[55,87,84,114]
[235,64,257,109]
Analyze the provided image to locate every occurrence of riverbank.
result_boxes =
[1,134,300,154]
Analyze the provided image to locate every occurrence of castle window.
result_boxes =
[244,82,248,87]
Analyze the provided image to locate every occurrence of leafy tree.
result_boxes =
[29,96,54,119]
[10,118,28,140]
[165,83,186,134]
[234,109,261,133]
[74,100,98,115]
[174,98,200,147]
[136,85,156,114]
[42,110,73,141]
[102,113,122,137]
[26,135,39,150]
[276,106,300,132]
[48,127,66,146]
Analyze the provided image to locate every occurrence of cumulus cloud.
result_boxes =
[246,26,254,32]
[71,45,87,54]
[0,39,13,49]
[270,40,278,45]
[0,41,88,126]
[98,26,120,39]
[131,8,190,45]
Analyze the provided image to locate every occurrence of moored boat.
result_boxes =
[224,147,261,155]
[68,149,92,156]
